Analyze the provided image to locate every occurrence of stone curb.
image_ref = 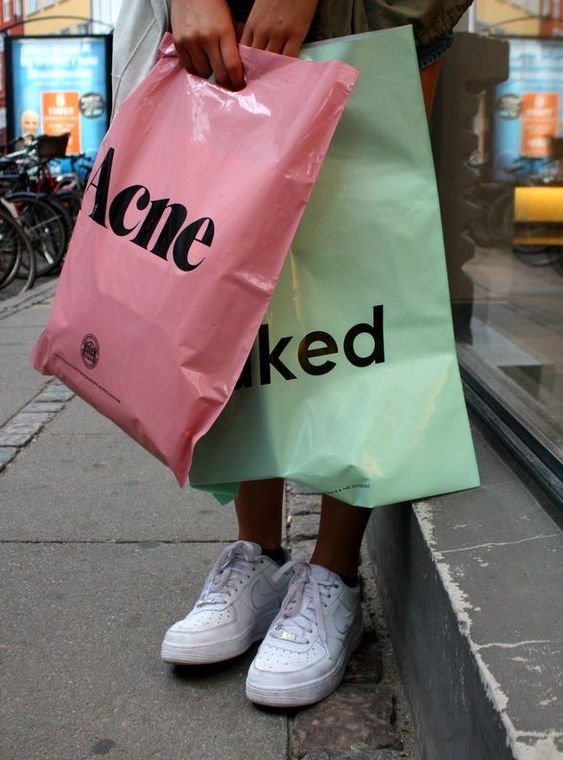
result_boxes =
[0,379,75,473]
[365,439,563,760]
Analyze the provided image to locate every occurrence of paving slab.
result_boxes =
[0,397,238,542]
[290,513,321,541]
[0,542,287,760]
[0,446,17,471]
[289,540,317,564]
[301,750,401,760]
[0,279,56,317]
[293,684,401,755]
[287,493,322,515]
[0,302,51,427]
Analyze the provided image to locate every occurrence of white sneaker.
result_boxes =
[161,541,290,665]
[246,562,363,707]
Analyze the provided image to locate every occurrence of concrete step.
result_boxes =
[366,418,563,760]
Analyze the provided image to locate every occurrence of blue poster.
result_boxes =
[493,38,563,182]
[7,36,110,160]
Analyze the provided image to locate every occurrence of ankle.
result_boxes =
[309,556,360,587]
[310,551,359,580]
[260,546,286,565]
[338,572,360,588]
[237,535,281,551]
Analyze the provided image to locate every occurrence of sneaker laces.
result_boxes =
[271,561,334,653]
[197,541,260,606]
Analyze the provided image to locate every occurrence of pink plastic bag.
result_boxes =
[31,34,358,485]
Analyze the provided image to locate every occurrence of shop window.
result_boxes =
[432,33,563,484]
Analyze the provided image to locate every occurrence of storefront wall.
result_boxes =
[23,0,92,35]
[475,0,541,35]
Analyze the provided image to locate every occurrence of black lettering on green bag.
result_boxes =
[235,306,384,389]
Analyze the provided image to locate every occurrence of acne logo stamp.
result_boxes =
[81,333,100,369]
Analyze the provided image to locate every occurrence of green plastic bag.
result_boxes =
[190,27,480,507]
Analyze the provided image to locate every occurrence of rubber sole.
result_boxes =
[245,625,363,707]
[160,637,259,665]
[161,618,273,665]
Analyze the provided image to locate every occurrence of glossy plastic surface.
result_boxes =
[31,34,358,485]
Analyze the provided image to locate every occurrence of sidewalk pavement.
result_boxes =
[0,282,419,760]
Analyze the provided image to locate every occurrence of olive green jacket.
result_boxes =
[112,0,473,112]
[313,0,473,46]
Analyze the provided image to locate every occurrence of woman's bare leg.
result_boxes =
[236,481,370,577]
[310,496,371,577]
[235,478,284,550]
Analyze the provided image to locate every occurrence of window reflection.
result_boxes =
[431,32,563,453]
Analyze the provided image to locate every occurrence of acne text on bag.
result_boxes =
[84,147,215,271]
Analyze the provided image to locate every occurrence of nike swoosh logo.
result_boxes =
[333,603,358,636]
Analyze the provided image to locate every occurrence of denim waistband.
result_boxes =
[417,32,454,68]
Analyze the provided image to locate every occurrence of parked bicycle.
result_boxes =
[467,152,563,271]
[0,132,92,296]
[0,204,36,296]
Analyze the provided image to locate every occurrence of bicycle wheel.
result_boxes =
[55,189,82,230]
[512,220,553,259]
[0,206,35,295]
[487,191,514,247]
[0,209,21,287]
[513,247,559,266]
[5,192,69,276]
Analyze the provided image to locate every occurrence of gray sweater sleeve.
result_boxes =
[111,0,170,116]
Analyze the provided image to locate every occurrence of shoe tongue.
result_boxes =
[234,540,262,559]
[308,564,338,584]
[274,564,334,645]
[208,540,260,593]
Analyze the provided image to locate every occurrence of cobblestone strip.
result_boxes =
[0,280,57,321]
[284,482,418,760]
[0,379,75,473]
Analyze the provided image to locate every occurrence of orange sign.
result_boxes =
[541,18,563,37]
[41,91,81,153]
[520,92,559,158]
